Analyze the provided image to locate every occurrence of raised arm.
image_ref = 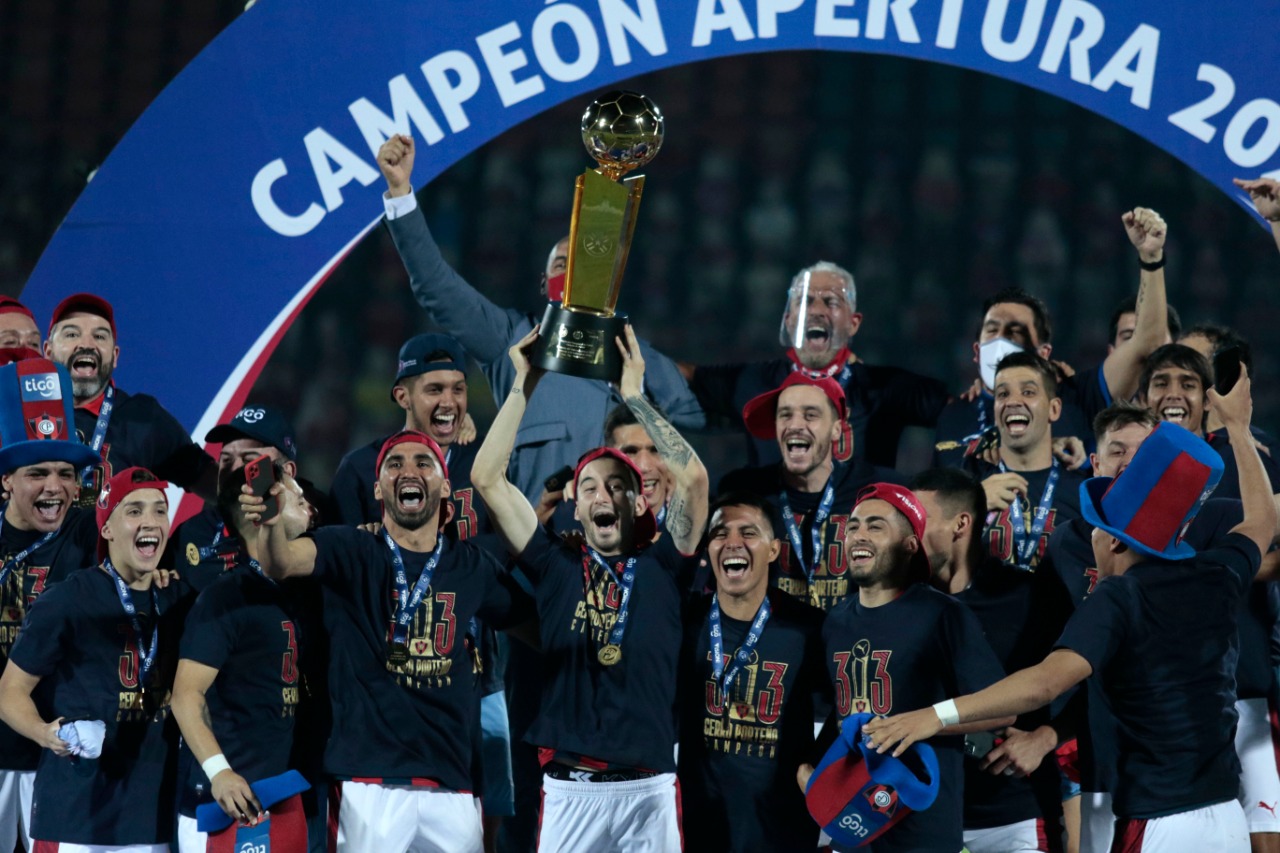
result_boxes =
[1103,208,1169,400]
[240,483,318,579]
[472,327,543,556]
[377,134,521,366]
[171,659,263,821]
[1234,177,1280,256]
[0,662,69,757]
[1208,365,1277,555]
[617,325,709,554]
[861,648,1092,758]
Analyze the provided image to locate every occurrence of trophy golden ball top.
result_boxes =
[580,91,664,182]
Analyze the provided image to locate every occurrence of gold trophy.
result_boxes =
[536,91,664,381]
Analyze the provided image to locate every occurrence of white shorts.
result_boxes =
[1235,696,1280,833]
[1111,800,1248,852]
[330,781,481,853]
[963,817,1052,852]
[31,840,168,845]
[538,772,681,852]
[175,814,205,853]
[1080,792,1114,853]
[0,769,34,852]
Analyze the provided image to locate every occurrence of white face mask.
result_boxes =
[979,337,1024,390]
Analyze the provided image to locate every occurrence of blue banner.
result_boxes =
[20,0,1280,446]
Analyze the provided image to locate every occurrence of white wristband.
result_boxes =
[933,699,960,728]
[202,754,232,782]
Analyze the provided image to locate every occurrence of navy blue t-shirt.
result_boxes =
[517,526,697,773]
[1206,429,1280,503]
[954,558,1072,830]
[8,566,193,845]
[1056,533,1261,819]
[932,393,1093,470]
[169,505,240,592]
[0,507,97,771]
[968,461,1086,574]
[719,460,902,611]
[309,526,530,789]
[823,584,1005,853]
[678,589,828,853]
[691,357,949,469]
[329,437,488,539]
[178,561,303,815]
[73,385,213,506]
[1059,364,1113,433]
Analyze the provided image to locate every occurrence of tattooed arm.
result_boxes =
[617,325,710,554]
[1104,207,1169,401]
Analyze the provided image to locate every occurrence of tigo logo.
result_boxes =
[21,373,61,402]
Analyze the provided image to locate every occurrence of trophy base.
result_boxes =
[535,304,626,382]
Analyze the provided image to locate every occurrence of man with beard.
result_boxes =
[968,352,1087,574]
[243,430,532,852]
[0,356,100,852]
[678,493,828,852]
[683,262,950,469]
[0,298,41,352]
[376,134,702,501]
[0,467,190,852]
[912,467,1072,853]
[472,324,709,852]
[172,464,314,851]
[865,374,1277,853]
[720,372,895,611]
[43,293,215,505]
[804,483,1011,853]
[332,334,486,537]
[1049,403,1280,853]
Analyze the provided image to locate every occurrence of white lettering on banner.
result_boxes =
[1090,23,1158,108]
[692,0,755,46]
[865,0,920,43]
[1038,0,1105,83]
[248,0,1280,238]
[349,73,447,157]
[981,0,1048,63]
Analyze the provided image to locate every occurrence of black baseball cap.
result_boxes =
[205,405,298,461]
[392,333,468,395]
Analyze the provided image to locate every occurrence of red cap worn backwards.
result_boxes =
[96,467,169,558]
[742,372,848,441]
[573,447,657,546]
[49,293,116,338]
[375,430,449,482]
[0,296,35,321]
[853,483,932,583]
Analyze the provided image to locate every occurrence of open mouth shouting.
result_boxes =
[803,322,831,349]
[70,349,100,379]
[783,432,814,465]
[591,507,620,538]
[429,409,457,439]
[396,481,426,512]
[719,554,750,579]
[33,496,65,524]
[134,533,162,560]
[1158,403,1189,426]
[1002,410,1031,437]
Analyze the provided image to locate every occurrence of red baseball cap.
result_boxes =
[573,446,657,545]
[49,293,116,338]
[852,483,931,583]
[742,372,848,440]
[96,467,169,558]
[0,296,35,321]
[374,429,449,481]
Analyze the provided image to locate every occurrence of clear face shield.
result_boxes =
[780,270,813,350]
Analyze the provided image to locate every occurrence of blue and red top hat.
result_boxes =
[1079,421,1224,560]
[0,357,99,475]
[805,712,941,848]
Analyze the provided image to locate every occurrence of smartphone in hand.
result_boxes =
[1213,345,1243,396]
[244,454,280,523]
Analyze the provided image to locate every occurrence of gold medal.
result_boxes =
[388,642,410,667]
[185,543,200,566]
[808,585,821,608]
[598,644,622,666]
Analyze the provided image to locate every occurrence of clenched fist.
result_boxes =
[1122,207,1167,263]
[378,134,415,198]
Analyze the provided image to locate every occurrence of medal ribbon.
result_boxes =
[999,458,1060,569]
[709,592,771,699]
[104,558,158,688]
[583,547,638,651]
[80,385,114,488]
[789,347,852,386]
[195,526,225,562]
[0,511,57,588]
[385,530,443,647]
[780,475,836,593]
